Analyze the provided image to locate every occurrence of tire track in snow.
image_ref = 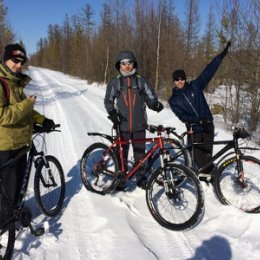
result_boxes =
[113,190,203,260]
[28,67,117,259]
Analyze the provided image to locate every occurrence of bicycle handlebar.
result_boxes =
[33,124,61,134]
[146,125,176,135]
[183,123,250,140]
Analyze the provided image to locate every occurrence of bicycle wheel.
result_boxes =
[214,155,260,213]
[146,163,204,231]
[34,155,65,217]
[148,138,191,174]
[0,223,15,260]
[80,143,119,195]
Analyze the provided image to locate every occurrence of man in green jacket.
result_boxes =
[0,43,55,224]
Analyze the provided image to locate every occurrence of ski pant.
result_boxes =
[0,148,27,224]
[187,122,215,173]
[120,130,146,178]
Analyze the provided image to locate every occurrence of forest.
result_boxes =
[1,0,260,132]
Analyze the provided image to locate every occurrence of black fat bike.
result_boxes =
[0,125,65,260]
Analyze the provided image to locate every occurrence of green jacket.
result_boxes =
[0,62,45,151]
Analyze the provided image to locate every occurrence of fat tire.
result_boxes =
[80,143,119,195]
[146,163,204,231]
[34,155,65,216]
[214,155,260,213]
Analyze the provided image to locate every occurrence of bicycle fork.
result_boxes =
[159,150,172,195]
[36,155,57,188]
[235,154,249,189]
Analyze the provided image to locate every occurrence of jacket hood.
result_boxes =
[115,51,138,71]
[0,61,31,85]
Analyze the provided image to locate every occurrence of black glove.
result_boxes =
[154,102,164,112]
[108,110,121,125]
[219,40,231,58]
[42,118,55,132]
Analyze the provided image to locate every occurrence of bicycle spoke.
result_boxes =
[146,164,204,231]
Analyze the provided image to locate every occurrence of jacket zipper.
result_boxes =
[127,77,133,133]
[182,92,199,118]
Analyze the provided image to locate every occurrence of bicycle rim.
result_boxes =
[146,163,204,231]
[0,223,15,260]
[80,143,119,195]
[215,155,260,213]
[34,155,65,216]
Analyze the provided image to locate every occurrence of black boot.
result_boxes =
[136,166,147,189]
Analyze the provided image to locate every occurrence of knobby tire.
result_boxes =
[80,143,119,195]
[146,163,204,231]
[34,155,65,216]
[214,155,260,213]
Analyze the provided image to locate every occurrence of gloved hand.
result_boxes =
[219,40,231,58]
[154,102,164,112]
[42,118,55,132]
[108,110,121,126]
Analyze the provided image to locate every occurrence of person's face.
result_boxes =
[120,60,134,73]
[5,58,25,73]
[174,78,186,89]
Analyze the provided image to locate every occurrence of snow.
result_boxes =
[12,66,260,260]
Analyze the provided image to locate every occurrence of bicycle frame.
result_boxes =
[115,136,166,179]
[88,127,169,181]
[171,126,259,175]
[0,141,47,208]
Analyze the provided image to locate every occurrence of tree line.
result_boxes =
[1,0,260,133]
[0,0,15,53]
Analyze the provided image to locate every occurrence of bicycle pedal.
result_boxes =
[29,223,45,237]
[198,173,212,182]
[34,227,45,237]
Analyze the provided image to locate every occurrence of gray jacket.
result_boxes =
[104,73,159,132]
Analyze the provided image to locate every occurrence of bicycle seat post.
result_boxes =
[187,124,196,169]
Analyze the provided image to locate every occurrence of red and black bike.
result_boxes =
[80,124,204,231]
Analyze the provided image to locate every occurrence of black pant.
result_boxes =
[187,122,214,172]
[120,130,146,177]
[0,148,27,223]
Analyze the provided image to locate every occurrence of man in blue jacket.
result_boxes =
[168,41,231,174]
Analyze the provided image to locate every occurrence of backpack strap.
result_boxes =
[116,74,143,97]
[0,77,10,103]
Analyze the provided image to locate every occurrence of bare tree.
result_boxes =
[183,0,200,75]
[155,0,165,90]
[0,0,14,53]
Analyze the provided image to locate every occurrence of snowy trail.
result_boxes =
[11,66,260,260]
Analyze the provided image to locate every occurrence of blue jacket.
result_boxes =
[168,54,224,130]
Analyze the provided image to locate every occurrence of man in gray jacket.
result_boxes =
[104,51,163,189]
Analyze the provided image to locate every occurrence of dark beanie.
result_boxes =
[172,69,186,80]
[3,43,28,63]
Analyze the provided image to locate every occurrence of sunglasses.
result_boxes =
[11,58,25,65]
[174,78,185,81]
[120,61,134,66]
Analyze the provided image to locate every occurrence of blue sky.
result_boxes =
[4,0,213,56]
